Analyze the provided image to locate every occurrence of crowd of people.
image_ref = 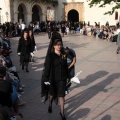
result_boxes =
[0,19,120,120]
[0,21,80,37]
[0,32,25,119]
[0,20,37,120]
[80,22,120,42]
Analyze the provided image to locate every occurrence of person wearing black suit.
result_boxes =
[17,30,32,72]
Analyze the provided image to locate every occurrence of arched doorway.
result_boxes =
[18,3,27,23]
[68,9,79,22]
[32,5,42,23]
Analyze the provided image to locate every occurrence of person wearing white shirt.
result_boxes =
[117,27,120,35]
[21,23,26,30]
[66,26,69,35]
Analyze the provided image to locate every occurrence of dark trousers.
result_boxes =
[48,32,51,39]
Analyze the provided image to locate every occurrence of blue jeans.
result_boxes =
[11,85,18,104]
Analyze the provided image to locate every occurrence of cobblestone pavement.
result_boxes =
[11,33,120,120]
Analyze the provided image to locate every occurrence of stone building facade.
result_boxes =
[0,0,120,26]
[13,0,56,26]
[0,0,11,23]
[56,0,120,25]
[0,0,55,25]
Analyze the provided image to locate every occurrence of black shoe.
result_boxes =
[48,106,52,113]
[117,51,119,54]
[60,112,66,120]
[22,65,24,70]
[26,69,29,72]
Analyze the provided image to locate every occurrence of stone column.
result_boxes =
[10,0,14,22]
[14,11,18,23]
[26,12,32,26]
[42,13,46,21]
[63,3,66,21]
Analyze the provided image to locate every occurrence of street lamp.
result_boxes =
[0,8,1,23]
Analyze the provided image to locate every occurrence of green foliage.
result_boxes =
[87,0,120,15]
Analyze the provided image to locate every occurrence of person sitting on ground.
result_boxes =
[0,65,23,120]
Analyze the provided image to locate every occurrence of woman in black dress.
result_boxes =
[28,30,36,62]
[43,39,68,120]
[61,24,66,37]
[17,30,32,72]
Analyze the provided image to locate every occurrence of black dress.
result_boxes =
[29,36,36,52]
[43,52,68,97]
[41,32,63,98]
[17,36,32,63]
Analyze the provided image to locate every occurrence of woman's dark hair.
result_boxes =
[53,39,62,45]
[28,29,34,37]
[64,47,70,54]
[51,39,62,52]
[23,28,28,33]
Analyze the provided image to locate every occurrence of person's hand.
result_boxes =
[18,53,21,56]
[2,61,6,66]
[35,46,37,52]
[44,82,50,85]
[30,52,34,57]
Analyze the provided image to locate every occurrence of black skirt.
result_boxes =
[20,53,30,63]
[49,81,66,97]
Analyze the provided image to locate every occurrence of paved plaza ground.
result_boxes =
[11,33,120,120]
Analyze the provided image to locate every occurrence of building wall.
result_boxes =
[0,0,120,26]
[57,0,120,26]
[13,0,56,26]
[0,0,11,23]
[84,1,120,26]
[64,2,84,21]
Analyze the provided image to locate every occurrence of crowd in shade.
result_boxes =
[0,29,24,120]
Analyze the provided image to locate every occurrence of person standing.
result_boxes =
[64,47,76,94]
[28,30,36,62]
[21,22,26,36]
[61,24,66,37]
[47,26,52,39]
[17,29,32,72]
[116,32,120,54]
[43,39,68,120]
[41,29,63,100]
[66,26,69,35]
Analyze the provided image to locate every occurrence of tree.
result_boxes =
[87,0,120,15]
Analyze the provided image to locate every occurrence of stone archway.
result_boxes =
[64,2,84,22]
[18,3,27,23]
[32,5,42,23]
[68,9,79,22]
